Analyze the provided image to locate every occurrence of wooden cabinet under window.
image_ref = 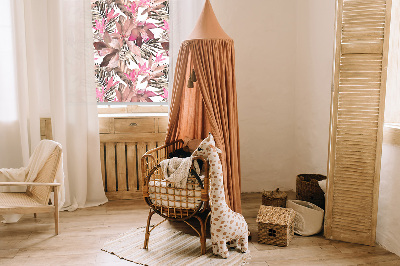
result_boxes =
[99,115,168,200]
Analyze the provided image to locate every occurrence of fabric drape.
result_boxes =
[0,1,25,170]
[169,0,204,96]
[166,39,241,212]
[0,0,107,211]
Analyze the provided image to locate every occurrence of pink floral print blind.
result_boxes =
[92,0,169,103]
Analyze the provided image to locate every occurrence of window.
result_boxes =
[384,1,400,124]
[383,2,400,146]
[0,0,17,121]
[92,0,169,103]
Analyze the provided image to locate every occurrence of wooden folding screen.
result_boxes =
[325,0,392,245]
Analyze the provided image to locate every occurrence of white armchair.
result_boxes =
[0,145,62,234]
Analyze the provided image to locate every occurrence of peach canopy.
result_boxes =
[166,0,242,212]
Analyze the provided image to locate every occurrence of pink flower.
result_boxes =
[129,22,156,46]
[106,9,118,22]
[131,89,157,102]
[138,63,150,75]
[93,19,106,34]
[93,10,117,35]
[106,76,119,90]
[138,0,151,6]
[161,20,169,32]
[155,53,165,63]
[125,70,139,83]
[96,77,120,102]
[96,87,105,102]
[125,2,137,14]
[161,88,168,99]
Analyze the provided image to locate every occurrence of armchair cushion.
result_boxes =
[0,193,42,208]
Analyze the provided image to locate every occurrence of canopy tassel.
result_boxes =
[187,69,197,88]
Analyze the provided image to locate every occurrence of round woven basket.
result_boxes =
[287,200,324,236]
[295,174,326,210]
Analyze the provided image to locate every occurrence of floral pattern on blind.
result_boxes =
[92,0,169,103]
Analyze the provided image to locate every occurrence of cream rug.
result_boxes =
[102,226,250,265]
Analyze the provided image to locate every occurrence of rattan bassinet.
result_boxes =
[141,140,210,254]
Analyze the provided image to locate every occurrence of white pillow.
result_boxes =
[318,179,327,194]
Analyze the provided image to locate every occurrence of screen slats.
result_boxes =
[325,0,392,245]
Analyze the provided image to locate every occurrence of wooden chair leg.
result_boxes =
[34,213,37,218]
[144,209,155,249]
[54,186,59,235]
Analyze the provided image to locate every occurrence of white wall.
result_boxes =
[211,0,335,191]
[212,0,297,192]
[294,1,335,178]
[377,142,400,256]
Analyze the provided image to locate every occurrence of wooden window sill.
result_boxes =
[97,104,168,115]
[98,113,167,118]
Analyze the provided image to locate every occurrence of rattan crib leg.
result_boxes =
[144,209,155,249]
[193,215,207,255]
[200,218,206,255]
[34,213,37,218]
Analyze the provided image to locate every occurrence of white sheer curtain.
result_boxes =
[0,0,24,169]
[0,0,107,211]
[168,0,204,95]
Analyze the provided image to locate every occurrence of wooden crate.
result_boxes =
[99,115,168,200]
[40,116,168,201]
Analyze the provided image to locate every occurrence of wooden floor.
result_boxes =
[1,193,399,266]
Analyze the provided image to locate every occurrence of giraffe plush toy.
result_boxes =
[192,133,248,258]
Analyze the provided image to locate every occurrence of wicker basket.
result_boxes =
[262,188,287,208]
[296,174,326,209]
[256,205,296,247]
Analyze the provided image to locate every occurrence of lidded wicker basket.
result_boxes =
[256,205,296,247]
[296,174,326,210]
[262,188,287,208]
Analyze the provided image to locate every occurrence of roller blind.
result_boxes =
[325,0,392,245]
